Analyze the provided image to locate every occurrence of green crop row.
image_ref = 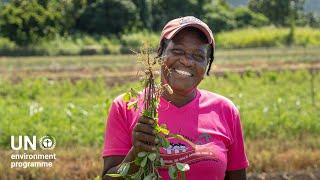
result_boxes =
[0,31,159,56]
[216,26,320,48]
[1,47,320,72]
[0,70,319,148]
[1,27,320,56]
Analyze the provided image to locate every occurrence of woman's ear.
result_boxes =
[157,46,163,57]
[158,39,170,58]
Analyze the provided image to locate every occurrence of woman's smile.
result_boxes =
[161,29,207,95]
[172,68,193,77]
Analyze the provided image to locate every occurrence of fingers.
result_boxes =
[134,123,155,135]
[132,116,158,154]
[134,141,157,152]
[134,132,158,145]
[138,116,155,125]
[132,132,158,153]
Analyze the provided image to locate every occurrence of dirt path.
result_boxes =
[1,147,319,180]
[248,169,320,180]
[1,60,320,85]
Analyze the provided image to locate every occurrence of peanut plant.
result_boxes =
[107,45,191,180]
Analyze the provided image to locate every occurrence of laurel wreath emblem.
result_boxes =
[39,135,56,150]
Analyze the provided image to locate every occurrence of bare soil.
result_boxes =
[1,60,320,86]
[247,168,320,180]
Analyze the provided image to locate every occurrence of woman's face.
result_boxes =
[161,29,209,95]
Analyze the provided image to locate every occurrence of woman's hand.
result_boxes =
[102,116,159,179]
[132,116,159,156]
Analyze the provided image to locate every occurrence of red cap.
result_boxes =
[160,16,215,56]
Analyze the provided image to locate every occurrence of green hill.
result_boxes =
[227,0,320,15]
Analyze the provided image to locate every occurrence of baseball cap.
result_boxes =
[159,16,215,60]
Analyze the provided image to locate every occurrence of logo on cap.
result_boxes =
[179,16,202,25]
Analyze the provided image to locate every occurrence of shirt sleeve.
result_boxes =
[102,97,132,157]
[226,106,249,171]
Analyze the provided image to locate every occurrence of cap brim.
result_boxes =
[163,23,213,45]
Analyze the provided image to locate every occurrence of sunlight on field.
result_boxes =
[1,47,320,71]
[0,48,319,179]
[1,69,319,145]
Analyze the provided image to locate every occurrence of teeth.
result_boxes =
[175,69,192,76]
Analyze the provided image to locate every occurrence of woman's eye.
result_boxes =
[193,54,205,61]
[171,49,184,55]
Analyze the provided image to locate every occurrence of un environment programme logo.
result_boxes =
[39,135,56,150]
[10,135,57,169]
[10,135,56,150]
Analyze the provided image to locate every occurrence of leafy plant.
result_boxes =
[107,45,191,179]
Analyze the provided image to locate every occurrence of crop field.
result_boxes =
[0,47,320,179]
[1,47,319,71]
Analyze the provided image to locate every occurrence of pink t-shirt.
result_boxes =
[102,89,249,180]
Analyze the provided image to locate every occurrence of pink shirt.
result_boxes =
[102,89,249,180]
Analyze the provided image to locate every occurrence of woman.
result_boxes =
[102,16,249,180]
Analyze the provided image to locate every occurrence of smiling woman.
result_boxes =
[102,16,249,180]
[160,27,210,105]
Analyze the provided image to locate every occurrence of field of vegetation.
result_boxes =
[1,0,319,179]
[1,27,320,56]
[0,48,319,179]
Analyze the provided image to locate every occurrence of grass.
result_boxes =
[1,137,319,179]
[0,50,319,178]
[199,70,320,139]
[216,26,320,48]
[1,47,320,72]
[1,26,320,56]
[0,70,319,147]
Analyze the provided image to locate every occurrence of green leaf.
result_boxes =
[159,136,170,148]
[134,157,143,166]
[176,163,190,172]
[140,156,148,167]
[118,163,130,176]
[143,173,156,180]
[155,125,170,135]
[152,176,157,180]
[143,111,152,118]
[130,88,139,97]
[181,171,186,180]
[123,92,131,102]
[127,100,138,110]
[148,152,157,161]
[160,158,165,166]
[130,168,143,180]
[138,151,147,158]
[105,173,122,177]
[168,165,177,180]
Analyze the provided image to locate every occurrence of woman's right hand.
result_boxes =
[103,116,160,179]
[132,116,159,157]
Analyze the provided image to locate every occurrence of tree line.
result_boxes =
[0,0,319,46]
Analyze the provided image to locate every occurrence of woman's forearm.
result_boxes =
[103,147,139,180]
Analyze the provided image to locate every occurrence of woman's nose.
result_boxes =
[179,55,194,67]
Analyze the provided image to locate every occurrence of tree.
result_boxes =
[304,12,320,27]
[150,0,211,31]
[0,0,64,45]
[204,0,236,33]
[131,0,153,29]
[234,7,269,28]
[248,0,306,26]
[76,0,138,35]
[58,0,89,33]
